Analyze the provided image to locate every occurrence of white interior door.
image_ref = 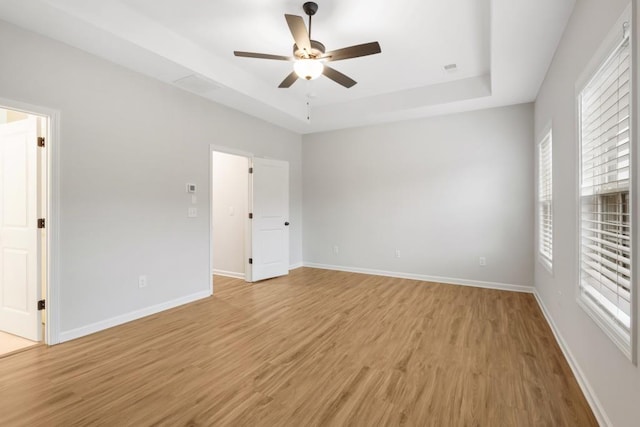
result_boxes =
[250,157,289,282]
[0,116,41,341]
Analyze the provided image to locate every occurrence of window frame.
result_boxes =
[537,128,553,272]
[575,6,636,363]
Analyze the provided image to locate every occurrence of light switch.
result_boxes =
[191,195,197,204]
[188,207,197,218]
[229,206,235,216]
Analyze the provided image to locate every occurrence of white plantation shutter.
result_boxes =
[538,132,553,265]
[579,32,632,345]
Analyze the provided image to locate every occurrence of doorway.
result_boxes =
[0,106,50,355]
[210,148,291,286]
[211,151,250,280]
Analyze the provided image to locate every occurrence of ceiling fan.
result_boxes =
[233,1,381,89]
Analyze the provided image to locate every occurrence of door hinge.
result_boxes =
[248,258,253,264]
[37,300,46,310]
[37,137,45,147]
[249,213,253,219]
[38,218,45,229]
[249,167,253,174]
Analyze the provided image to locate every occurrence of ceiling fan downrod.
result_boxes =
[303,2,318,39]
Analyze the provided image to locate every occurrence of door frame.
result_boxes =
[0,97,60,345]
[209,145,254,291]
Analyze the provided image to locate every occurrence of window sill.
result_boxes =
[577,293,634,364]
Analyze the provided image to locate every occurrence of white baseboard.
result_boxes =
[533,291,611,427]
[289,262,303,270]
[302,262,534,293]
[59,290,211,343]
[212,269,245,279]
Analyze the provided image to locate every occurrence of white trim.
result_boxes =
[302,262,534,293]
[247,156,254,282]
[210,145,253,159]
[533,291,612,427]
[209,146,214,295]
[0,97,61,345]
[289,262,303,270]
[212,269,245,280]
[59,290,211,343]
[47,107,61,345]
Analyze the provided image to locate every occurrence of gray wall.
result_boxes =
[0,20,302,337]
[302,104,534,288]
[534,0,639,426]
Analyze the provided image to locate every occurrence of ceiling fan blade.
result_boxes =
[323,42,381,62]
[234,51,292,61]
[323,65,357,88]
[285,14,311,57]
[278,71,299,88]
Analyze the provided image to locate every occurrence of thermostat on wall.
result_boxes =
[186,183,196,193]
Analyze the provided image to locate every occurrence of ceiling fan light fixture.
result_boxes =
[294,59,324,80]
[233,2,381,88]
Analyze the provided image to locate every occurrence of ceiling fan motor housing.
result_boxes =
[293,40,326,59]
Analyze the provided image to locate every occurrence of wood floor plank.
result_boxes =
[0,268,597,426]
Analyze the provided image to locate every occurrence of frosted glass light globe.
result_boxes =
[294,59,324,80]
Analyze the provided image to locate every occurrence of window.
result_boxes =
[538,131,553,267]
[578,23,633,356]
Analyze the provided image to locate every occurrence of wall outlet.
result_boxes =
[479,257,487,266]
[333,245,339,255]
[188,207,198,218]
[395,249,401,258]
[138,275,148,288]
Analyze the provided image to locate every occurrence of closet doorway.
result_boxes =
[210,148,290,287]
[211,150,250,281]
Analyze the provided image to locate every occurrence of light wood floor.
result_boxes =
[0,331,38,357]
[0,268,596,426]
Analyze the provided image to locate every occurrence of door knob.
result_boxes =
[284,222,290,226]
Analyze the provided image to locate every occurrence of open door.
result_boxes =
[0,116,42,341]
[250,158,289,282]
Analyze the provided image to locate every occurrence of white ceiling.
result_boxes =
[0,0,575,134]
